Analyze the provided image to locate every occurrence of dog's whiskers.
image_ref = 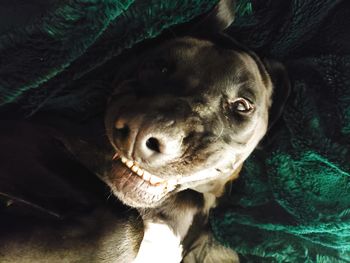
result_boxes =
[212,118,224,142]
[106,190,114,200]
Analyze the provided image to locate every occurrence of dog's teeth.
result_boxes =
[126,160,134,168]
[149,175,163,185]
[112,152,119,160]
[119,158,167,186]
[137,169,144,176]
[131,165,139,173]
[142,171,151,181]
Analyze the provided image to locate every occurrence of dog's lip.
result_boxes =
[111,152,178,190]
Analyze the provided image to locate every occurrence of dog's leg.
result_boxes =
[182,233,239,263]
[181,193,240,263]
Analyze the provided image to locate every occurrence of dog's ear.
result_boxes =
[184,0,236,35]
[264,60,291,130]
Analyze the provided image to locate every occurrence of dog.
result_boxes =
[0,0,290,262]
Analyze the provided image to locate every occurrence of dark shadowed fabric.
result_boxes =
[0,0,349,262]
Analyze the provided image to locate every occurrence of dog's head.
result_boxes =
[104,0,290,208]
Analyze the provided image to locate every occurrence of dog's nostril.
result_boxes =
[145,137,161,153]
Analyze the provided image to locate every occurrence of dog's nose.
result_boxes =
[145,137,161,153]
[114,117,183,165]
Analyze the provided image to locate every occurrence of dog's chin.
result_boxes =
[107,160,177,208]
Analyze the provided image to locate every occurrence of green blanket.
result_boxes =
[1,0,349,262]
[211,1,350,262]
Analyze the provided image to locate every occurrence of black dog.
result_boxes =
[0,1,290,262]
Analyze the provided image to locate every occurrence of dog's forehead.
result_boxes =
[146,37,266,95]
[150,37,247,71]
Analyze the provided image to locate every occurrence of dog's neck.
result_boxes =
[134,165,242,263]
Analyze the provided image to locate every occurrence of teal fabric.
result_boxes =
[1,0,350,262]
[0,0,217,113]
[211,1,350,262]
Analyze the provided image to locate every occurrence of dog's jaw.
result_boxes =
[107,159,176,208]
[105,144,248,208]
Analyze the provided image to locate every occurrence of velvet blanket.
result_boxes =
[0,0,349,262]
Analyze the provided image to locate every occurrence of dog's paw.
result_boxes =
[182,234,239,263]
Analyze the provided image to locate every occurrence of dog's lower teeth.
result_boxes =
[150,175,162,185]
[131,165,139,173]
[126,160,134,168]
[112,152,119,160]
[137,169,144,176]
[121,157,127,164]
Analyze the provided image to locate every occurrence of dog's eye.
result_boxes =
[230,98,254,114]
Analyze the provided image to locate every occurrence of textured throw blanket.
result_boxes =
[211,1,350,262]
[0,0,349,262]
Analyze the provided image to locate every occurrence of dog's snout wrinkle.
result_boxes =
[113,111,188,168]
[113,115,141,158]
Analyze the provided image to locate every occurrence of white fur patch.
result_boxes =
[202,193,217,214]
[133,221,182,263]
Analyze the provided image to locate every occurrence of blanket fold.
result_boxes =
[212,1,350,261]
[0,0,349,262]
